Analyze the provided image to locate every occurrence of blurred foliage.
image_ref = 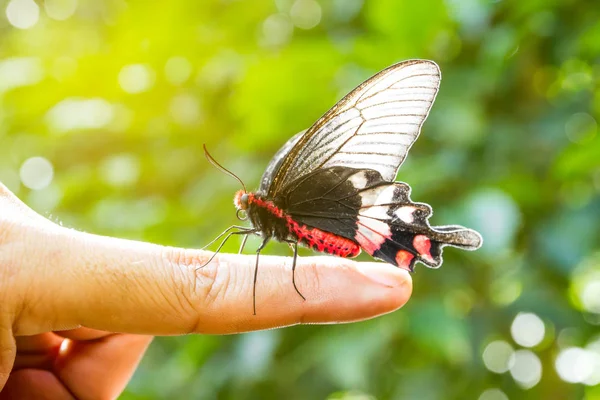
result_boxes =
[1,0,600,399]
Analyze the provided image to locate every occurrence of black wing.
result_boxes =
[263,60,441,197]
[281,166,482,270]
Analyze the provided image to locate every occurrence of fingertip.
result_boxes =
[295,258,413,324]
[355,261,413,290]
[354,261,413,313]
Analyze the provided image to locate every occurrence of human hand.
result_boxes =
[0,182,412,398]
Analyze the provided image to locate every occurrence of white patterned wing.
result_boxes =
[325,60,441,180]
[270,60,440,195]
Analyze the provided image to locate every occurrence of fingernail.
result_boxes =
[355,262,408,288]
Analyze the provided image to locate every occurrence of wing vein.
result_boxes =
[263,60,440,195]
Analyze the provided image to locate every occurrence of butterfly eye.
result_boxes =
[240,193,249,208]
[236,209,248,221]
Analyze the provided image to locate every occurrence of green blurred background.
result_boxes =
[1,0,600,398]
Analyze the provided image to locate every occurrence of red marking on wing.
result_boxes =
[395,250,414,271]
[286,217,361,258]
[248,193,360,258]
[354,216,392,255]
[413,235,434,262]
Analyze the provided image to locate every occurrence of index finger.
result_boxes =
[14,226,412,336]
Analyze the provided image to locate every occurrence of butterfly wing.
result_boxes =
[282,166,482,271]
[265,59,441,197]
[258,59,481,269]
[259,131,304,193]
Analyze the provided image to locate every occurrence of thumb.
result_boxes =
[13,226,412,335]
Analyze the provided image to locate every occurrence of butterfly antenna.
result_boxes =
[203,144,247,192]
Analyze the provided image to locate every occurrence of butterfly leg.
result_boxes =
[287,240,306,301]
[253,236,270,315]
[282,239,306,301]
[197,228,255,270]
[202,225,250,250]
[238,233,249,254]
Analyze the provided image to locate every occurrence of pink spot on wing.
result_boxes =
[413,235,434,262]
[395,250,414,271]
[354,216,391,255]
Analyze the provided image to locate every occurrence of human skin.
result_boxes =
[0,182,412,399]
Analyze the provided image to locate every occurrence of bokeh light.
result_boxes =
[44,0,78,21]
[118,64,155,94]
[482,340,515,373]
[0,57,44,93]
[46,98,114,134]
[509,350,542,389]
[570,255,600,315]
[99,154,141,188]
[169,94,202,127]
[289,0,321,29]
[261,13,294,47]
[164,57,193,86]
[584,337,600,386]
[510,312,545,348]
[478,388,509,400]
[555,346,600,385]
[580,278,600,313]
[19,157,54,191]
[5,0,39,29]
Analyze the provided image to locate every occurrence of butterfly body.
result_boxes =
[236,190,362,258]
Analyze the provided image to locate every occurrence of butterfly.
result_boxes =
[203,59,482,314]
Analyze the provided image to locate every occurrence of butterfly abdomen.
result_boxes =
[247,193,360,258]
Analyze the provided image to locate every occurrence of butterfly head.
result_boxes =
[234,189,249,210]
[234,189,250,221]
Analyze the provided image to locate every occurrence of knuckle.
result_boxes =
[159,248,203,332]
[161,248,236,333]
[201,260,233,308]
